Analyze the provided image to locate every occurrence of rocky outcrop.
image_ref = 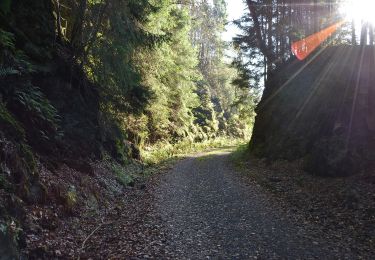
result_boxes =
[250,46,375,176]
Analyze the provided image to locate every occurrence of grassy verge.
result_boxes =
[229,143,251,168]
[141,137,248,165]
[103,138,248,189]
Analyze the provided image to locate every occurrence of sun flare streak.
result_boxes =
[291,21,345,61]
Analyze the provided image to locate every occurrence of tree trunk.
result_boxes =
[314,0,318,32]
[369,24,374,46]
[71,0,87,50]
[352,19,356,45]
[361,22,368,45]
[55,0,63,42]
[266,0,273,72]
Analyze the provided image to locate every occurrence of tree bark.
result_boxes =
[55,0,63,42]
[71,0,87,50]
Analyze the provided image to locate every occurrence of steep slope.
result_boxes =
[0,1,137,257]
[250,46,375,175]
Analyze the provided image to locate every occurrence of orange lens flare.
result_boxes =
[291,21,345,60]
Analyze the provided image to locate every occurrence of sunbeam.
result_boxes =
[340,0,375,25]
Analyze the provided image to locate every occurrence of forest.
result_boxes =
[1,0,375,258]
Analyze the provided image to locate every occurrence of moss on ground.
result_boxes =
[111,163,136,187]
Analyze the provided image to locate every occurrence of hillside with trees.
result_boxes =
[0,0,255,257]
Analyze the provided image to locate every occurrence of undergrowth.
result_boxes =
[142,137,248,165]
[102,154,141,187]
[110,162,136,187]
[230,143,251,168]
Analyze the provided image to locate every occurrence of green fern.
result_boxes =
[0,29,36,77]
[0,67,20,77]
[14,85,61,134]
[0,29,15,51]
[0,0,12,14]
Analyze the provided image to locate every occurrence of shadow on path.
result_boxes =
[155,149,348,259]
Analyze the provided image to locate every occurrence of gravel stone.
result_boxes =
[155,149,353,259]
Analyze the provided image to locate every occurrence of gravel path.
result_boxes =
[155,148,349,259]
[79,148,356,259]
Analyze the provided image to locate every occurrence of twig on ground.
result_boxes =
[77,217,113,260]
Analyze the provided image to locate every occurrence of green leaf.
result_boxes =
[0,223,7,234]
[0,0,12,14]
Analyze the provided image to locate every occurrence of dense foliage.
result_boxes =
[50,0,255,148]
[1,0,255,161]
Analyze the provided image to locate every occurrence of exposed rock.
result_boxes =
[251,46,375,176]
